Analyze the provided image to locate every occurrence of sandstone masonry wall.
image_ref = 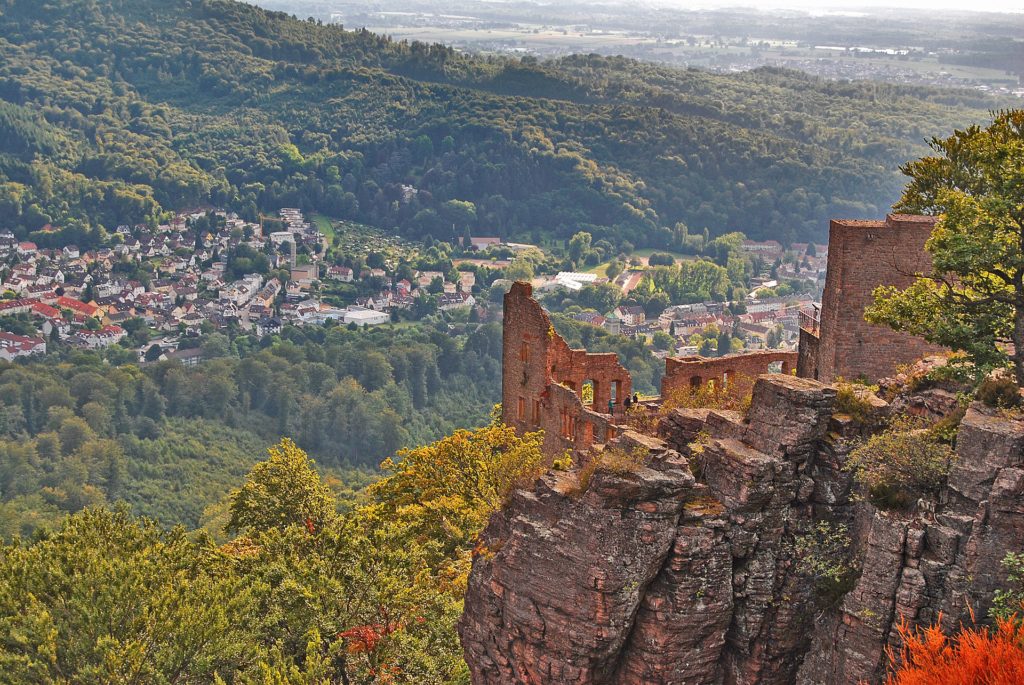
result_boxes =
[662,350,799,398]
[810,214,943,383]
[502,282,631,456]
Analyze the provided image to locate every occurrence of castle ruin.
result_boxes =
[798,213,942,383]
[465,213,1024,685]
[502,282,630,456]
[502,213,942,449]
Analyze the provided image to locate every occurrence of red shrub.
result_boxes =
[338,619,403,655]
[883,614,1024,685]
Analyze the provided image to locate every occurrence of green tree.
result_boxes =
[867,111,1024,383]
[652,331,675,351]
[577,282,621,313]
[505,256,534,282]
[992,552,1024,620]
[200,332,231,359]
[845,417,955,510]
[716,330,733,357]
[567,231,593,267]
[0,508,262,683]
[439,199,476,233]
[227,438,336,534]
[144,343,163,362]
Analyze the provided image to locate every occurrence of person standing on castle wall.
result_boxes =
[624,395,633,412]
[608,398,614,415]
[633,392,639,405]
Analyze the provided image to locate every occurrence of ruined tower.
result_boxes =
[502,282,631,456]
[798,213,943,383]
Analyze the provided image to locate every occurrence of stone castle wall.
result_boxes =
[810,214,943,383]
[502,282,630,456]
[796,326,821,379]
[662,350,799,398]
[503,212,944,456]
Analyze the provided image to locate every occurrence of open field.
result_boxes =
[362,22,1021,93]
[311,213,337,244]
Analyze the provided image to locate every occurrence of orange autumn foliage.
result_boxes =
[883,614,1024,685]
[337,622,399,654]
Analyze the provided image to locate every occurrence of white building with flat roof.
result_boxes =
[343,308,389,327]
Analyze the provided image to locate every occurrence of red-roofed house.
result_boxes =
[31,302,60,319]
[0,299,37,316]
[55,296,103,319]
[0,332,46,360]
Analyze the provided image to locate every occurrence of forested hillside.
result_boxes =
[0,0,1002,248]
[0,425,544,683]
[0,322,504,536]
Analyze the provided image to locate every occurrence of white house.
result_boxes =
[0,332,46,360]
[327,265,354,282]
[77,325,126,349]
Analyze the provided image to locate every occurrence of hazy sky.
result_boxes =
[650,0,1023,12]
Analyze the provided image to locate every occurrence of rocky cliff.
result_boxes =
[459,374,1024,684]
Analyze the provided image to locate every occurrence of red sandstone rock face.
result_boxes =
[461,376,837,685]
[461,377,1024,685]
[459,435,694,683]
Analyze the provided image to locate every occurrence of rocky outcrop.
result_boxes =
[459,434,695,683]
[797,404,1024,684]
[460,376,1024,685]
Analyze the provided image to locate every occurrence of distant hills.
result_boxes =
[0,0,1005,246]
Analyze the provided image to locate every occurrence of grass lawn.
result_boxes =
[311,213,337,243]
[589,248,696,277]
[630,248,696,262]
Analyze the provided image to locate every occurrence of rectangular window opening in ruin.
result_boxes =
[532,399,540,425]
[581,379,595,406]
[611,380,620,404]
[519,342,530,363]
[517,397,525,420]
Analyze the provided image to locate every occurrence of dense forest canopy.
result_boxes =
[0,424,546,683]
[0,0,1004,248]
[0,321,506,536]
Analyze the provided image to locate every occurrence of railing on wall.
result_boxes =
[799,306,820,336]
